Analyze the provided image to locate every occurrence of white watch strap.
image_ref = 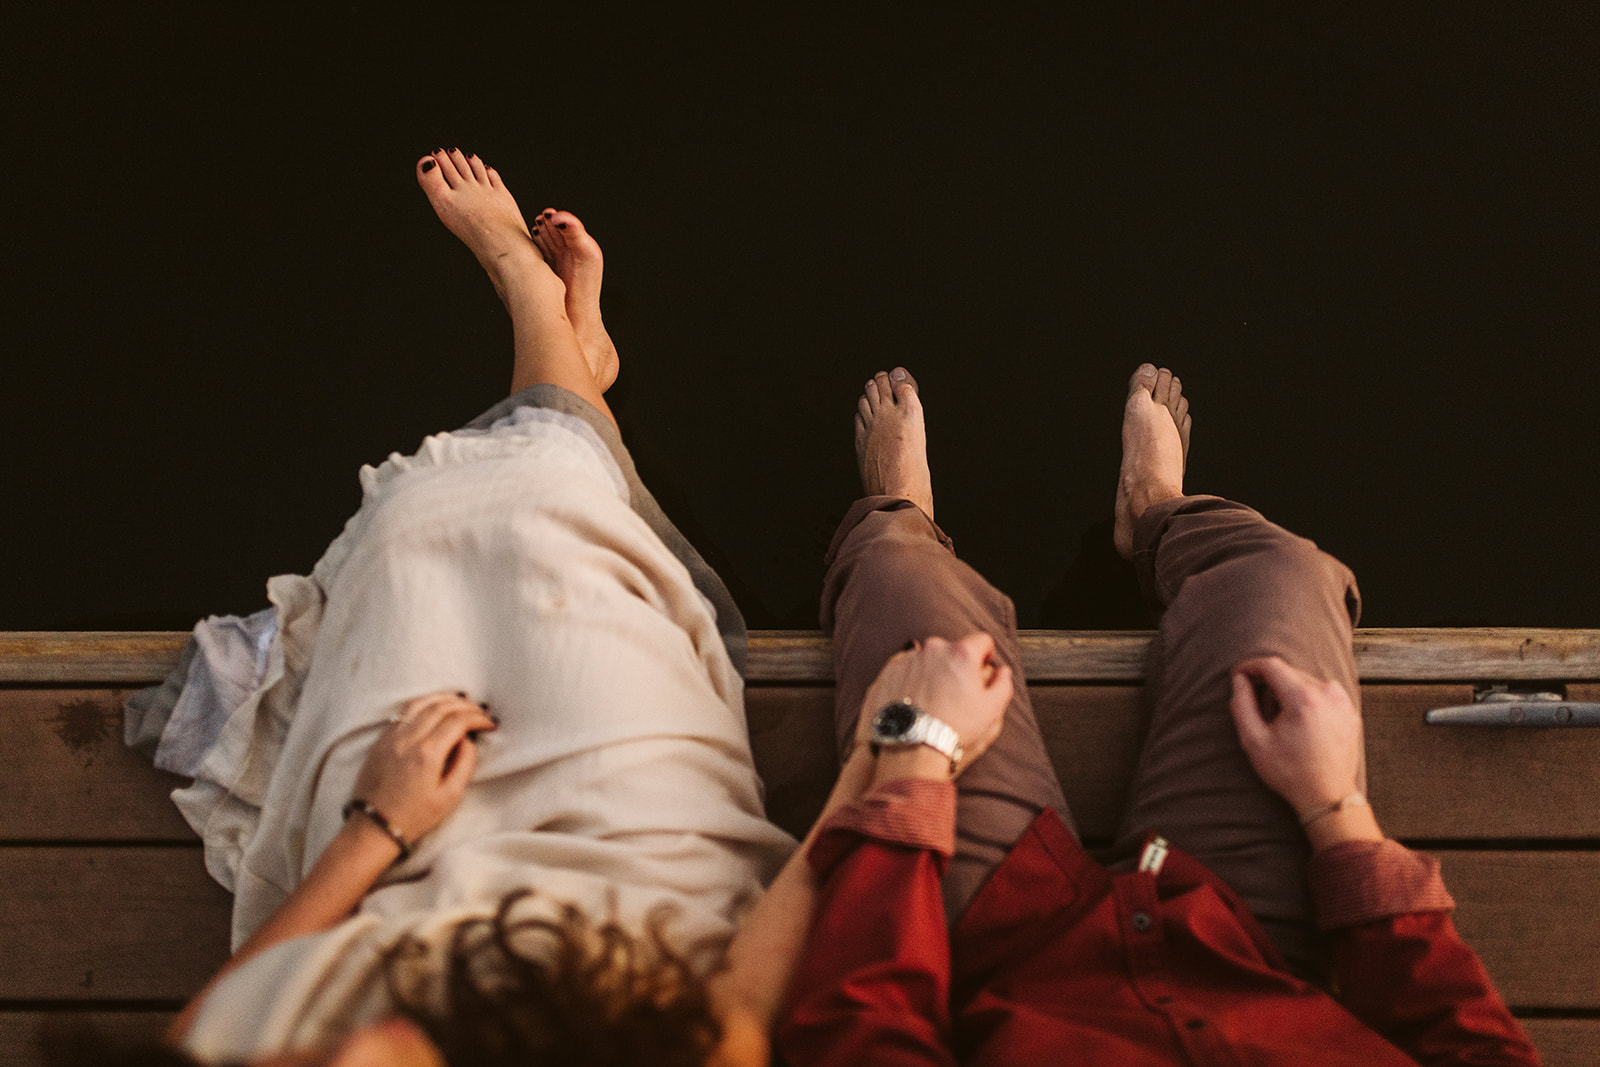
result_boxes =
[908,714,963,766]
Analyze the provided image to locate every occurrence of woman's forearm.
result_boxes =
[713,747,877,1029]
[165,815,401,1044]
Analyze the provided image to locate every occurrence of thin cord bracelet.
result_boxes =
[1298,792,1369,829]
[342,798,413,861]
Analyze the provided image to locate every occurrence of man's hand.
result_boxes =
[1228,656,1364,818]
[858,633,1013,777]
[351,691,497,844]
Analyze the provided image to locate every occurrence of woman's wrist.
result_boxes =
[336,807,409,866]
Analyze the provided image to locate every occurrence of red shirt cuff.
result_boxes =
[807,778,957,877]
[1309,839,1456,930]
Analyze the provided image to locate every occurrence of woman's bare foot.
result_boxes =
[417,150,616,421]
[531,209,619,392]
[854,368,934,521]
[1113,364,1192,560]
[416,148,559,306]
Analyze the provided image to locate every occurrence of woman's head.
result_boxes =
[65,889,750,1067]
[381,888,726,1067]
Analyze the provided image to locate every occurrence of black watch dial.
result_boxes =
[876,701,919,738]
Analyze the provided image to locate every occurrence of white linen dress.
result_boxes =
[169,402,794,1060]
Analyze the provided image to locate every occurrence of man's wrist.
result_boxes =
[1304,803,1385,853]
[872,745,953,785]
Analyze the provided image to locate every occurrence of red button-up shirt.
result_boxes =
[779,779,1539,1066]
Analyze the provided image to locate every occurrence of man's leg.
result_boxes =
[1110,365,1362,979]
[822,369,1070,924]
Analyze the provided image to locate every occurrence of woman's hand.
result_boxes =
[1228,656,1364,817]
[169,692,496,1048]
[858,633,1013,776]
[350,691,498,844]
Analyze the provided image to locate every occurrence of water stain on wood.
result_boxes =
[52,698,110,767]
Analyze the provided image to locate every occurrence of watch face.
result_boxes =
[876,701,919,738]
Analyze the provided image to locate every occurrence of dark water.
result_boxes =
[5,6,1597,632]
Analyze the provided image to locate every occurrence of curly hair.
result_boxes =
[381,888,725,1067]
[61,889,727,1067]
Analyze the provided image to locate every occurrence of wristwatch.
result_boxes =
[869,698,964,773]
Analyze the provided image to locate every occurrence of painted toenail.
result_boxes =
[421,159,435,172]
[556,222,567,229]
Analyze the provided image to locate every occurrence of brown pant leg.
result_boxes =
[822,495,1072,923]
[1112,495,1363,981]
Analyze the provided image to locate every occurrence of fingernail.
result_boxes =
[456,691,467,698]
[467,729,482,742]
[478,701,490,710]
[421,159,436,173]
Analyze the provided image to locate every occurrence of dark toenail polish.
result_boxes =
[421,159,435,172]
[556,222,567,229]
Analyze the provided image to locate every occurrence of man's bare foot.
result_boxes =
[854,368,934,521]
[415,149,562,309]
[531,209,619,392]
[1113,364,1192,560]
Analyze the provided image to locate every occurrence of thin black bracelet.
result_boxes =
[342,798,413,862]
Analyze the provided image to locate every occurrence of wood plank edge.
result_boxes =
[7,629,1600,684]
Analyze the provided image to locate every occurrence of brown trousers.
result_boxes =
[820,494,1362,978]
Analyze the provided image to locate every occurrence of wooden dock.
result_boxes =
[3,629,1597,1065]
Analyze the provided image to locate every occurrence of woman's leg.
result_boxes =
[1109,365,1362,981]
[822,369,1071,925]
[416,149,616,423]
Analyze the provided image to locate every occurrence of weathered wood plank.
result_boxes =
[633,628,1600,684]
[0,690,195,841]
[0,847,1586,1009]
[9,629,1600,684]
[0,633,190,685]
[11,685,1594,843]
[0,1012,174,1067]
[0,1013,1587,1067]
[0,1013,1588,1067]
[1352,629,1600,683]
[1433,851,1600,1011]
[0,848,231,1000]
[745,687,837,842]
[0,1017,1587,1067]
[747,684,1600,844]
[1366,685,1600,840]
[1032,687,1145,841]
[1518,1018,1600,1067]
